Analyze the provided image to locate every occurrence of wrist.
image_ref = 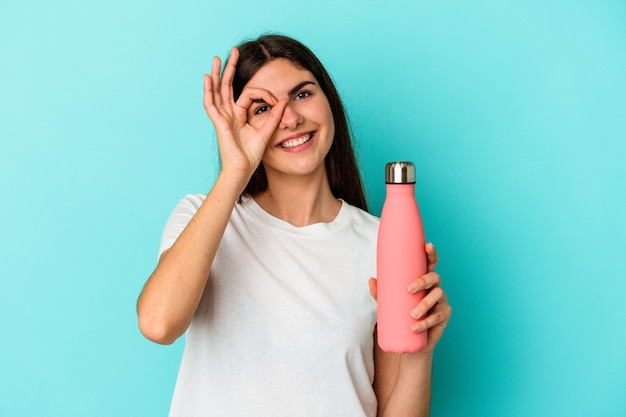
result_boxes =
[217,166,252,189]
[209,170,250,204]
[401,350,433,370]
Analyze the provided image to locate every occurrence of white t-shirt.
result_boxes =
[159,194,380,417]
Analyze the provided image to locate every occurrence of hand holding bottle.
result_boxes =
[405,243,451,354]
[369,243,451,354]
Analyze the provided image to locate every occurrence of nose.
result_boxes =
[278,102,303,130]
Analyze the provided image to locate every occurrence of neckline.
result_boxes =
[239,196,348,235]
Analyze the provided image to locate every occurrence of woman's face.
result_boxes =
[243,58,335,182]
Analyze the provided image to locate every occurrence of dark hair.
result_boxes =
[229,34,369,212]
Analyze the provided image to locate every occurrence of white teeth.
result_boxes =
[280,133,311,148]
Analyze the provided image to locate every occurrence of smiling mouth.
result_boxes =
[279,133,312,149]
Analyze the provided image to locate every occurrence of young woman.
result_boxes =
[137,34,451,417]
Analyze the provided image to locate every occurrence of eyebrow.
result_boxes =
[251,80,317,105]
[289,80,316,96]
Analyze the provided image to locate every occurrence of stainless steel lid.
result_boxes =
[385,161,415,184]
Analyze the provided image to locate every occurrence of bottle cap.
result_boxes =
[385,161,415,184]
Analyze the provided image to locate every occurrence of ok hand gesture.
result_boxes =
[203,47,287,178]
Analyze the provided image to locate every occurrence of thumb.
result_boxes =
[368,278,378,301]
[257,98,288,141]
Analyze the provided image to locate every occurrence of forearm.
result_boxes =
[137,171,249,344]
[381,352,433,417]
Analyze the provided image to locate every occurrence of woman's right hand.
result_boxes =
[203,47,287,178]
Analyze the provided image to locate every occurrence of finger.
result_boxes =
[211,55,224,107]
[203,73,221,121]
[256,98,288,141]
[426,242,438,273]
[233,88,279,129]
[220,47,239,106]
[204,72,228,125]
[203,73,213,108]
[235,87,278,113]
[407,271,440,293]
[411,295,451,333]
[410,286,444,319]
[368,278,378,301]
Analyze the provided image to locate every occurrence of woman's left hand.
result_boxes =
[369,242,452,353]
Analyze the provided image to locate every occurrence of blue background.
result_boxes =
[1,0,625,416]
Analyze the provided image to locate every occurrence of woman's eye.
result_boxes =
[294,91,311,100]
[254,105,271,115]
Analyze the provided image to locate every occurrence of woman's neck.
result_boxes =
[253,172,341,227]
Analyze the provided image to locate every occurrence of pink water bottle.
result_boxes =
[377,161,427,353]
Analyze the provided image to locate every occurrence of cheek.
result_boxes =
[328,119,335,143]
[325,107,335,141]
[316,100,335,135]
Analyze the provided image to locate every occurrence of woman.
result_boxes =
[137,34,451,417]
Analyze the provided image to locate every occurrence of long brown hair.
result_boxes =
[229,34,369,212]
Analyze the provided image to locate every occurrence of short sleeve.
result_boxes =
[158,194,207,259]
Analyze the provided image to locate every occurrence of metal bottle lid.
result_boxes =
[385,161,416,184]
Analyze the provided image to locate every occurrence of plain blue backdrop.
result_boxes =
[1,0,625,416]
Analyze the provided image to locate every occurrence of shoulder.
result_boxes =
[341,201,380,236]
[343,201,380,223]
[164,193,211,234]
[171,193,207,214]
[158,194,207,258]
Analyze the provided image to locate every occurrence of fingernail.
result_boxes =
[407,282,418,293]
[411,308,423,320]
[411,323,422,332]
